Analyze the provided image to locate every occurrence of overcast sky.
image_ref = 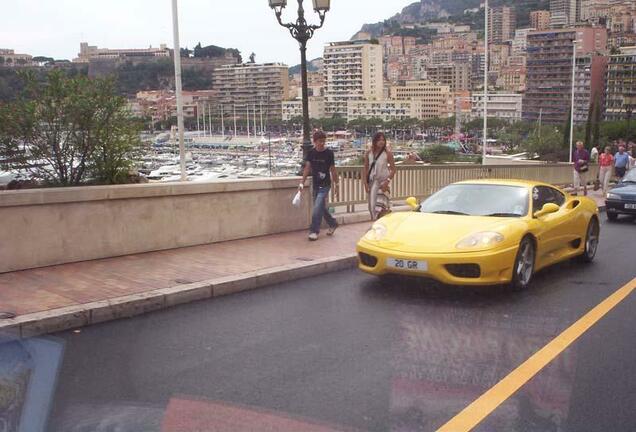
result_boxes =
[2,0,415,65]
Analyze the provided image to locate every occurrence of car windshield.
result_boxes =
[420,184,529,217]
[621,169,636,183]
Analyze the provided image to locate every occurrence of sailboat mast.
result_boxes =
[221,105,225,139]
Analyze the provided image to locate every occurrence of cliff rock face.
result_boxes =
[357,0,480,38]
[356,0,546,38]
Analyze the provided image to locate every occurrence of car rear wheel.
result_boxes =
[606,212,618,222]
[579,218,599,263]
[511,237,535,291]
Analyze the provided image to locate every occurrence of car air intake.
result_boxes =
[359,252,378,268]
[445,264,481,278]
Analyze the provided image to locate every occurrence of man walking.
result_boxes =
[299,130,339,241]
[614,144,630,180]
[572,141,590,196]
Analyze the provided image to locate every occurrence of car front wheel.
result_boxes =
[579,217,599,263]
[511,237,535,291]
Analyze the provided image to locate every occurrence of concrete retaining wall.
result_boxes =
[0,178,309,273]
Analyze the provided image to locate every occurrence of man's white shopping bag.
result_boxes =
[292,191,302,208]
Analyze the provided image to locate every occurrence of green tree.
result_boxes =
[523,126,567,162]
[562,110,572,151]
[418,144,456,163]
[32,56,55,64]
[0,71,141,186]
[584,101,594,148]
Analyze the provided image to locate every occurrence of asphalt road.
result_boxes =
[16,218,636,431]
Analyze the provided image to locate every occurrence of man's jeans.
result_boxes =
[311,186,337,234]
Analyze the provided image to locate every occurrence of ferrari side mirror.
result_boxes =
[406,196,419,209]
[534,203,560,218]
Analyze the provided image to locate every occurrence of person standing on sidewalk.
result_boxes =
[614,145,630,180]
[598,146,614,194]
[572,141,590,196]
[363,132,396,220]
[299,130,339,241]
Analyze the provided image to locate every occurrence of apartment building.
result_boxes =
[389,80,452,119]
[346,100,422,122]
[423,63,471,93]
[531,10,551,30]
[605,46,636,121]
[213,63,289,121]
[135,90,218,123]
[471,93,523,122]
[524,27,608,124]
[497,66,527,92]
[323,41,383,118]
[573,55,608,123]
[379,36,417,56]
[512,29,534,55]
[550,0,580,28]
[281,97,326,121]
[489,6,517,43]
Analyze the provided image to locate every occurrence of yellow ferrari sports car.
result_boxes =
[357,180,600,289]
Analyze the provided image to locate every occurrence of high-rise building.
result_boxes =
[550,0,581,28]
[605,46,636,121]
[573,54,608,123]
[524,27,608,124]
[323,40,383,118]
[213,63,289,121]
[531,10,551,30]
[389,80,452,119]
[489,6,517,43]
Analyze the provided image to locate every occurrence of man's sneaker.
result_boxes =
[327,224,338,236]
[308,232,318,241]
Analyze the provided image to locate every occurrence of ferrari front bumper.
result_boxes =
[356,240,519,286]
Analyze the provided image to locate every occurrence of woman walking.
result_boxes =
[364,132,396,220]
[598,146,614,194]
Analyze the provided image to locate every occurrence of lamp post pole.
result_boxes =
[268,0,330,162]
[569,40,576,163]
[483,0,488,164]
[171,0,186,181]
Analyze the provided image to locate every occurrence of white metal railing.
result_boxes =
[332,163,598,209]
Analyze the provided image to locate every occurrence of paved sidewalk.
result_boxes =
[0,222,370,318]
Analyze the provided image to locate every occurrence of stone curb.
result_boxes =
[0,254,358,339]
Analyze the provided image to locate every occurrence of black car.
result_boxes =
[605,168,636,221]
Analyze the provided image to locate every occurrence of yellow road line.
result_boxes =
[437,277,636,432]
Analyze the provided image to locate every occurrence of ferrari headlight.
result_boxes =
[606,192,621,200]
[456,231,504,249]
[364,222,387,241]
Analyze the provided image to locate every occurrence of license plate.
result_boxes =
[625,204,636,210]
[387,258,428,272]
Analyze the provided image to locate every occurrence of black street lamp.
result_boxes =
[268,0,331,161]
